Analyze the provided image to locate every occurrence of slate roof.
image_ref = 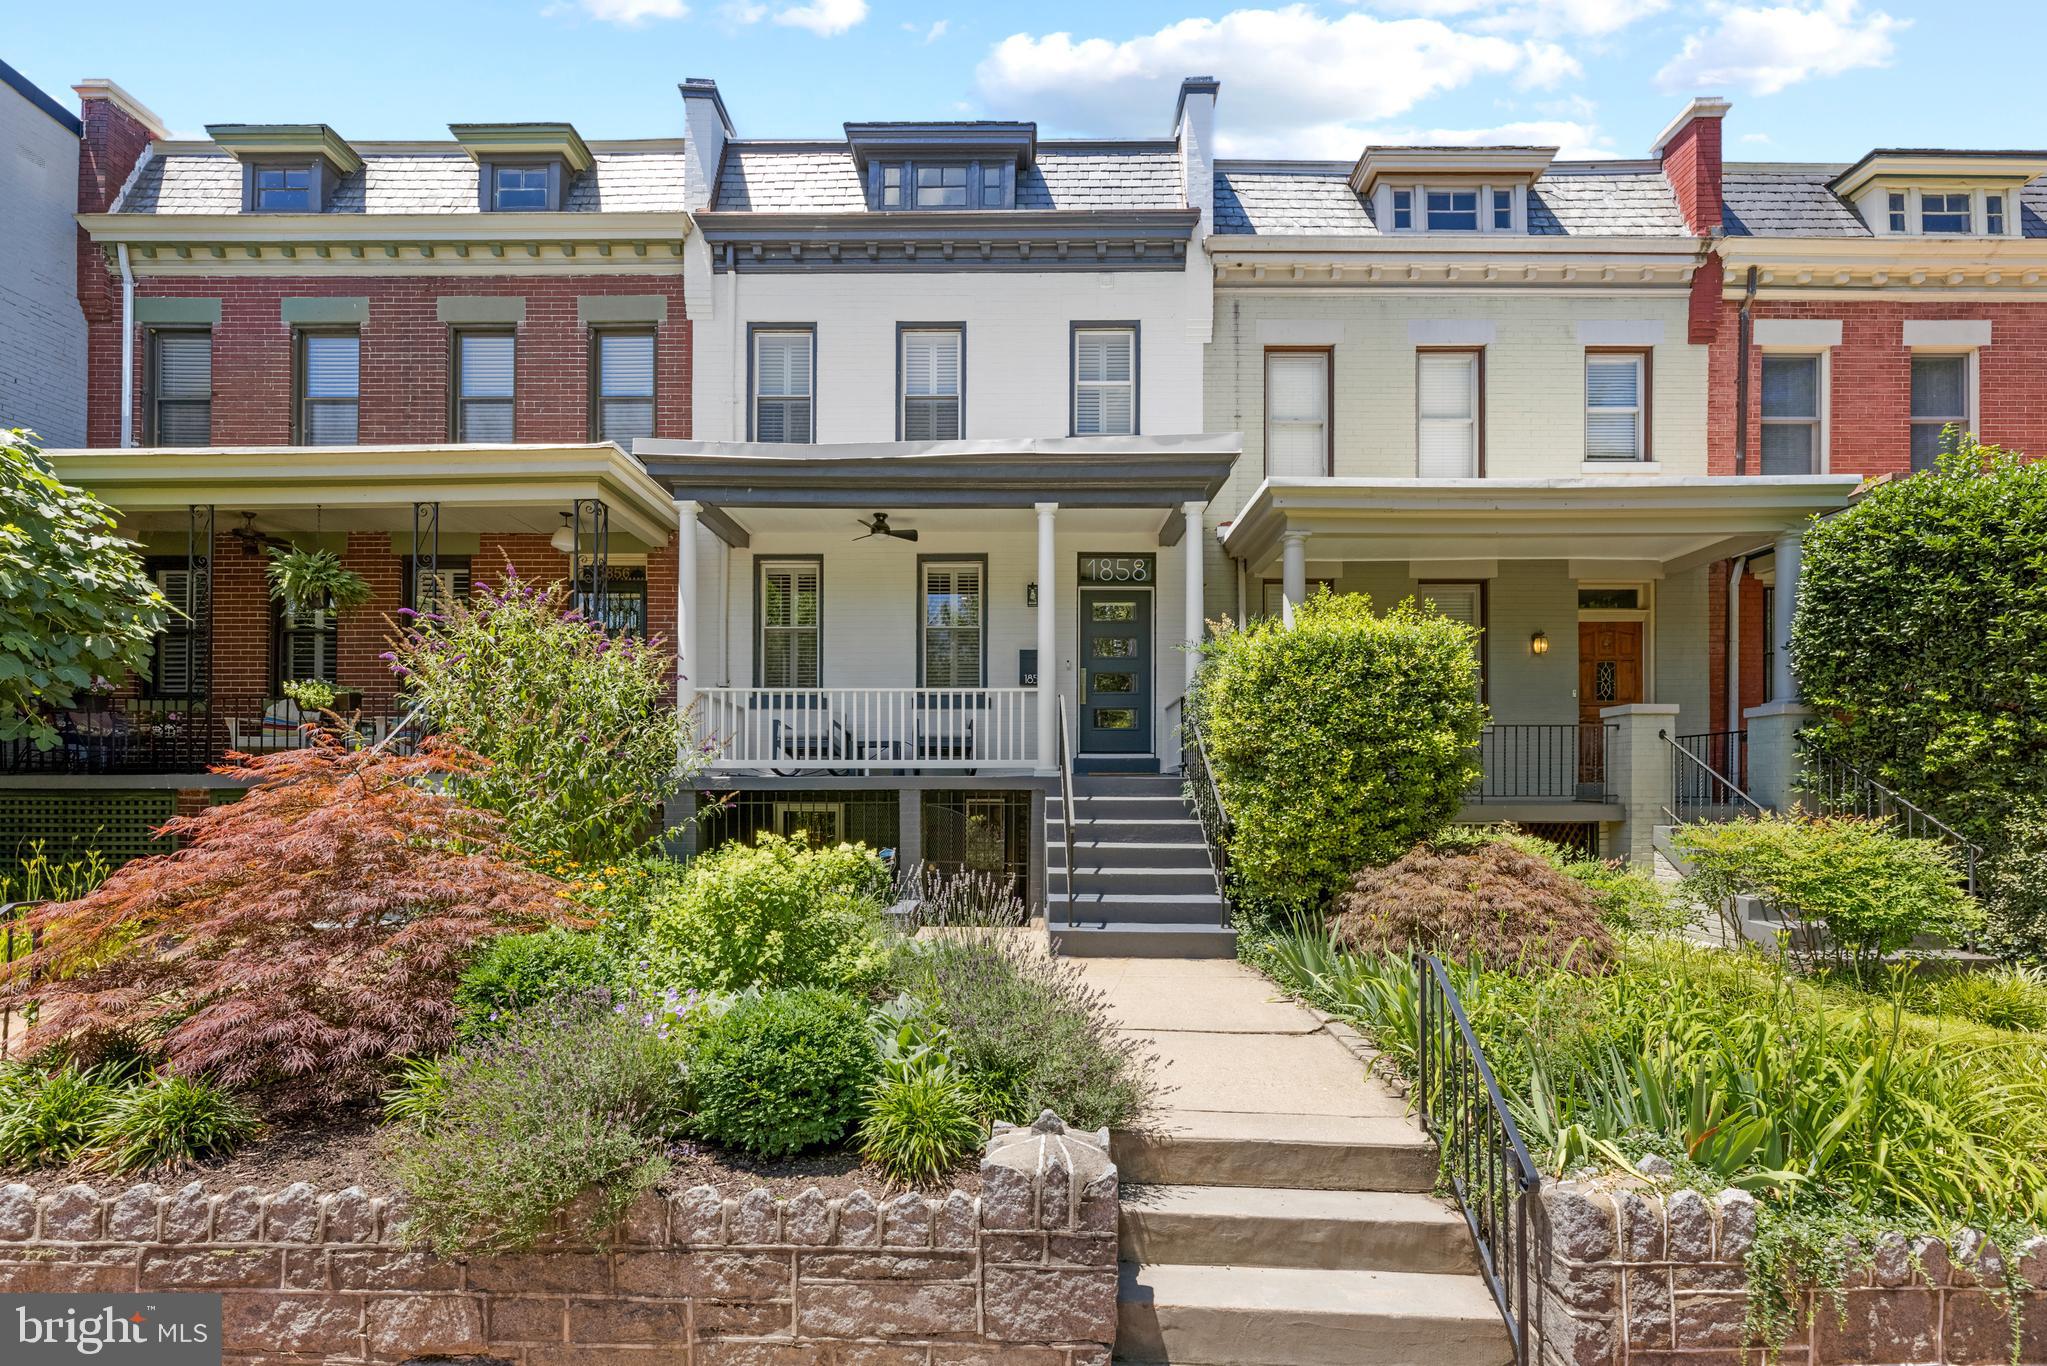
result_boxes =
[1212,162,1688,237]
[1721,164,2047,238]
[115,148,688,215]
[709,141,1186,213]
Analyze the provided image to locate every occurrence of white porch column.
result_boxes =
[1182,499,1205,694]
[1281,530,1310,627]
[675,501,701,752]
[1770,529,1802,703]
[1036,501,1058,774]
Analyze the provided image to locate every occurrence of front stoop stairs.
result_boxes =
[1109,1086,1513,1364]
[1047,774,1237,959]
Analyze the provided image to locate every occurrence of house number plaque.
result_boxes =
[1079,554,1155,584]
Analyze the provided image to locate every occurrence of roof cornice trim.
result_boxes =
[78,210,691,246]
[206,123,363,176]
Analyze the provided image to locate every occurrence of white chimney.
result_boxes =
[679,77,735,214]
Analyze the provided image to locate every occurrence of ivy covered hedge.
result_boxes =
[1193,590,1485,915]
[1789,437,2047,958]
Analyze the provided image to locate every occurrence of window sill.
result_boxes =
[1580,461,1661,475]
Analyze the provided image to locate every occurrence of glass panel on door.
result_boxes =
[1078,588,1152,755]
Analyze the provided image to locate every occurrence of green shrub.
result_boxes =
[1983,803,2047,963]
[1329,840,1616,970]
[901,932,1155,1130]
[1195,591,1485,913]
[0,1065,118,1169]
[1925,963,2047,1033]
[1791,436,2047,852]
[91,1073,261,1174]
[455,927,610,1038]
[387,994,689,1254]
[386,570,696,865]
[689,988,878,1158]
[1674,815,1982,975]
[638,835,892,993]
[861,1069,984,1185]
[380,1055,453,1129]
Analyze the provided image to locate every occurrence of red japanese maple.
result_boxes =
[0,733,581,1110]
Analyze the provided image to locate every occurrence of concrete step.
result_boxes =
[1046,922,1238,959]
[1114,1112,1438,1193]
[1055,793,1193,821]
[1050,839,1215,871]
[1050,867,1219,898]
[1115,1262,1512,1366]
[1076,774,1187,793]
[1120,1185,1477,1275]
[1047,817,1204,843]
[1047,898,1227,927]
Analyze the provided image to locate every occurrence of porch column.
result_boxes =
[1281,530,1309,627]
[1744,527,1814,815]
[1036,501,1058,775]
[1182,499,1205,695]
[675,501,701,756]
[1602,702,1679,867]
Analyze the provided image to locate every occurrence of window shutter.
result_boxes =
[1266,353,1328,477]
[760,563,821,687]
[1417,353,1477,477]
[755,332,813,443]
[304,334,359,398]
[901,330,962,441]
[1074,329,1134,436]
[460,333,516,397]
[597,332,657,442]
[923,563,983,687]
[157,334,211,398]
[1424,583,1485,684]
[1584,356,1642,460]
[151,568,194,694]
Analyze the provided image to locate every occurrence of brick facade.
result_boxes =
[0,1128,1118,1365]
[1537,1180,2047,1365]
[84,273,690,449]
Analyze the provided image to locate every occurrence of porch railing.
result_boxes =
[1175,697,1234,929]
[1056,695,1077,929]
[1417,951,1541,1365]
[696,687,1038,773]
[1469,724,1615,803]
[2,693,416,776]
[1797,738,1983,897]
[1663,729,1763,824]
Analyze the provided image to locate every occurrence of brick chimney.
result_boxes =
[71,79,165,333]
[1654,96,1730,238]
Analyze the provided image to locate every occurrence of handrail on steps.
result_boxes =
[1797,738,1984,897]
[1055,694,1077,929]
[1416,951,1541,1366]
[1171,694,1234,930]
[1661,728,1765,825]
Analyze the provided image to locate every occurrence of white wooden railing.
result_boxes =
[697,687,1040,772]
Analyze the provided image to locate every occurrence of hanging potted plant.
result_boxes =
[267,546,373,711]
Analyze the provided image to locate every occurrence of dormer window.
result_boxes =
[254,165,314,211]
[1391,189,1413,230]
[843,121,1035,213]
[1987,194,2007,235]
[209,124,361,215]
[1888,192,1907,233]
[1921,192,1972,234]
[1492,189,1512,229]
[1427,189,1479,231]
[492,165,552,211]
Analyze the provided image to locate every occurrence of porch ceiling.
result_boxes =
[635,434,1241,512]
[1221,475,1864,575]
[43,443,679,546]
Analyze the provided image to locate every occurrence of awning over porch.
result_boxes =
[1219,474,1864,577]
[44,442,681,547]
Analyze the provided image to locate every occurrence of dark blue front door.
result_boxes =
[1078,587,1152,756]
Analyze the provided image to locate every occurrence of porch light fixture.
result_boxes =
[1027,582,1038,607]
[1530,630,1550,656]
[550,512,576,555]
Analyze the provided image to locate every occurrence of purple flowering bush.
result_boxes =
[385,991,689,1254]
[385,564,695,865]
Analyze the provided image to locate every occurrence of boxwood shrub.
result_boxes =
[688,988,878,1158]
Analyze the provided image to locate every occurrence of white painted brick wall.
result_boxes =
[0,84,85,447]
[689,267,1209,444]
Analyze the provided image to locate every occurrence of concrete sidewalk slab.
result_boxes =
[1075,956,1317,1034]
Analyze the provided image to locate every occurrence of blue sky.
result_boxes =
[5,1,2039,162]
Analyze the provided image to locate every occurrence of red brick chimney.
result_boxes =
[1654,96,1731,238]
[71,79,165,327]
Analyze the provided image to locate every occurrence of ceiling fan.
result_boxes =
[228,511,291,557]
[854,512,919,543]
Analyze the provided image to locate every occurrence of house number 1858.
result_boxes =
[1081,555,1155,583]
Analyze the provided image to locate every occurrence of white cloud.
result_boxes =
[903,17,949,42]
[1223,116,1613,160]
[559,0,689,23]
[978,6,1551,151]
[1348,0,1669,37]
[771,0,868,36]
[1740,130,1775,144]
[1516,40,1582,88]
[1655,0,1904,95]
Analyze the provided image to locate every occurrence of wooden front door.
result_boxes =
[1579,622,1643,784]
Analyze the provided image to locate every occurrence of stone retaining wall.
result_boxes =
[1537,1180,2047,1365]
[0,1115,1118,1364]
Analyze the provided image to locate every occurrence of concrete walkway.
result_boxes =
[1073,955,1412,1121]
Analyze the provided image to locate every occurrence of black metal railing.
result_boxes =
[1664,729,1763,824]
[1798,739,1983,896]
[1417,951,1540,1365]
[1055,695,1077,929]
[1469,724,1616,803]
[2,693,416,775]
[1176,697,1234,929]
